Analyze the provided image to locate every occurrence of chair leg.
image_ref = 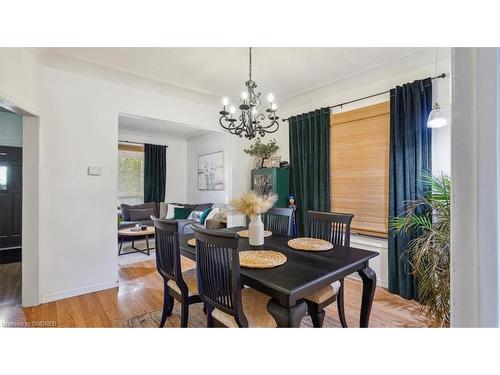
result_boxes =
[206,305,214,328]
[160,280,174,328]
[306,301,325,328]
[337,278,348,328]
[180,300,189,328]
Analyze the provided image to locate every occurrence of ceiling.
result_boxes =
[118,114,216,140]
[49,47,426,102]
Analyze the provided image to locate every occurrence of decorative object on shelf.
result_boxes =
[230,191,277,246]
[251,167,289,207]
[187,238,196,247]
[287,237,334,252]
[198,151,224,190]
[244,138,279,169]
[219,47,279,139]
[239,250,287,269]
[237,229,272,238]
[427,48,448,128]
[252,157,263,170]
[263,155,281,168]
[391,173,450,327]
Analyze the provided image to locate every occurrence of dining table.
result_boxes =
[179,226,379,328]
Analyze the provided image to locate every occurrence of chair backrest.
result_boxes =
[151,217,184,287]
[308,211,353,246]
[264,207,294,236]
[192,226,248,327]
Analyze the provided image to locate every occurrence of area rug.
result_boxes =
[119,301,341,328]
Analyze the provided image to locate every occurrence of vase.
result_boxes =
[248,214,264,246]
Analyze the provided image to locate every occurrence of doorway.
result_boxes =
[0,110,23,313]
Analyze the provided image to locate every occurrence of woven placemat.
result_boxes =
[287,237,333,251]
[187,238,196,247]
[237,230,273,238]
[239,250,287,269]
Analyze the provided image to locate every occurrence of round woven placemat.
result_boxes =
[239,250,287,269]
[287,237,333,251]
[187,238,196,247]
[237,230,273,238]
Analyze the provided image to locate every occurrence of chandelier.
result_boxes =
[219,47,279,139]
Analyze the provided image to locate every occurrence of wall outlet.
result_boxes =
[87,166,102,176]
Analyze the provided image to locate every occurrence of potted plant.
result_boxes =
[392,173,450,327]
[231,191,277,245]
[244,138,279,169]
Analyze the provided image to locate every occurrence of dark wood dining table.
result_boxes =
[179,227,379,328]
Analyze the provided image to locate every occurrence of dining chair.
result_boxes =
[152,217,203,328]
[305,210,354,328]
[192,226,277,328]
[264,207,294,236]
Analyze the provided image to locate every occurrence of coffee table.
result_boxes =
[118,226,155,256]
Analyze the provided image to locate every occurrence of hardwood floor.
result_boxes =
[0,257,430,328]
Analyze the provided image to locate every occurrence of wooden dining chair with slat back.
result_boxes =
[264,207,294,236]
[192,226,277,328]
[305,211,354,328]
[152,217,203,328]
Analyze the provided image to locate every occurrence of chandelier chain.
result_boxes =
[249,47,252,81]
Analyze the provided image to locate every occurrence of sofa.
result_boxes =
[119,202,225,234]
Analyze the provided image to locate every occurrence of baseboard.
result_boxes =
[41,280,119,304]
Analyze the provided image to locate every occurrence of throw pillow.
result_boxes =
[205,207,220,222]
[166,204,183,220]
[159,202,168,219]
[173,207,192,220]
[188,210,203,222]
[199,208,213,225]
[129,208,156,221]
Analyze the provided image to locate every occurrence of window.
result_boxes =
[118,144,144,205]
[330,102,389,238]
[0,166,7,190]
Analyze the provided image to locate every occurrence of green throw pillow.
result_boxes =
[173,207,192,220]
[199,208,212,225]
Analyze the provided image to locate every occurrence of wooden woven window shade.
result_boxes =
[330,102,390,238]
[118,143,144,153]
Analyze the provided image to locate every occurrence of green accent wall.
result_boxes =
[0,111,22,147]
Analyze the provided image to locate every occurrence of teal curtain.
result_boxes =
[289,108,330,236]
[144,143,167,203]
[388,78,432,300]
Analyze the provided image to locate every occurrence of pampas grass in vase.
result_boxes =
[231,192,278,245]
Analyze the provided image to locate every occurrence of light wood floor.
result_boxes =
[0,258,430,328]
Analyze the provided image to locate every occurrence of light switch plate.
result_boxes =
[87,166,102,176]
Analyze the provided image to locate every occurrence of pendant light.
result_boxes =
[427,48,448,128]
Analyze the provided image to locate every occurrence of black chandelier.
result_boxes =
[219,47,279,139]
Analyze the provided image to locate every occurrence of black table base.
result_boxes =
[118,235,154,256]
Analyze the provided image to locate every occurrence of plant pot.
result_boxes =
[248,214,264,246]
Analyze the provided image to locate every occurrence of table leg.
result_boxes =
[358,266,377,328]
[267,299,307,328]
[146,235,151,256]
[118,237,123,256]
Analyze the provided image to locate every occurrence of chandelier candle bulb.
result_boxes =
[222,97,229,107]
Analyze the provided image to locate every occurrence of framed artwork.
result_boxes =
[252,157,263,170]
[198,151,224,190]
[264,155,281,168]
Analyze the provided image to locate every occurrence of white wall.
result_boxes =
[186,131,254,226]
[0,111,23,147]
[118,128,188,204]
[36,63,220,303]
[450,48,500,327]
[22,116,40,307]
[0,48,40,115]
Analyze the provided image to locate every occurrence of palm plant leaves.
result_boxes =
[391,172,450,327]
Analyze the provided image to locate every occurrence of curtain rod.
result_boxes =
[282,73,446,122]
[118,140,168,147]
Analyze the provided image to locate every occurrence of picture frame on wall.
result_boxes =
[198,151,224,190]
